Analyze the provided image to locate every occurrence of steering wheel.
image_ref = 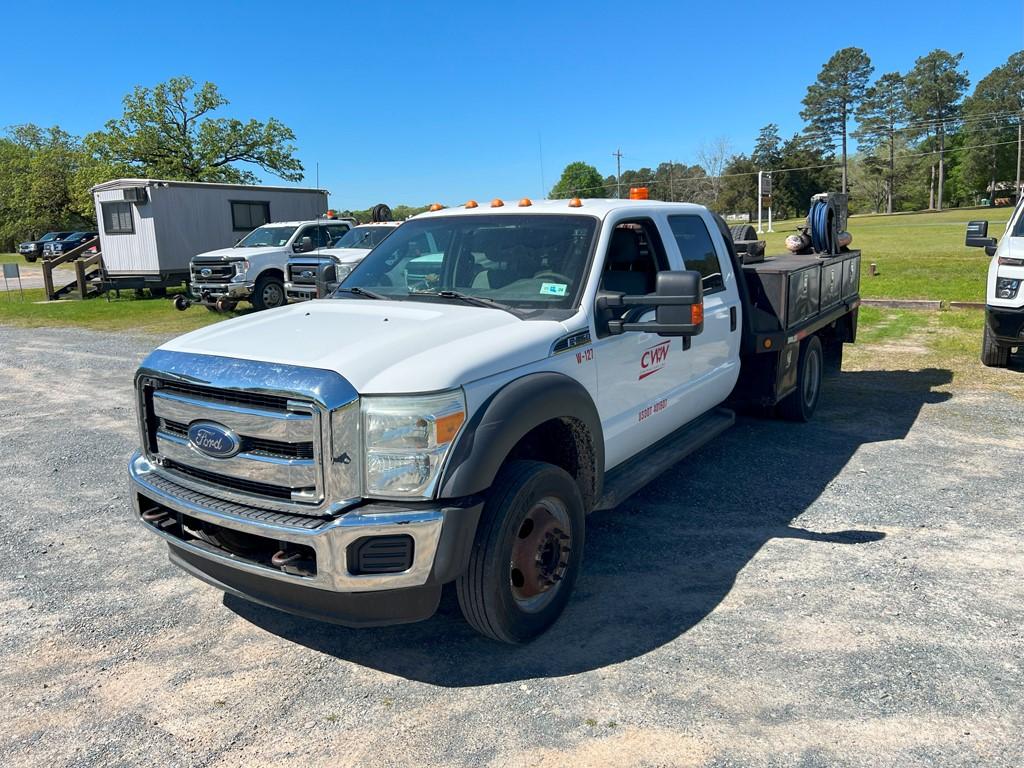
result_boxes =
[534,271,572,285]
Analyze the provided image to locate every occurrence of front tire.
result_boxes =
[778,334,823,422]
[24,255,37,263]
[981,323,1009,367]
[252,273,286,311]
[456,460,585,643]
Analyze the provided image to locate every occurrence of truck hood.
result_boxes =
[160,300,567,393]
[194,246,281,261]
[318,247,371,263]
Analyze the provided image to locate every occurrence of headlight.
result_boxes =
[362,390,466,498]
[996,277,1021,300]
[232,260,250,280]
[335,263,354,281]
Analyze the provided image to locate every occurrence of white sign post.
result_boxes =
[757,171,764,233]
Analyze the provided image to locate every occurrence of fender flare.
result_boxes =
[438,372,604,505]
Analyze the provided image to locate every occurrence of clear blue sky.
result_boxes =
[1,1,1021,209]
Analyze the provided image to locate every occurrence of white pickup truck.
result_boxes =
[285,222,400,302]
[181,218,354,312]
[131,197,861,643]
[966,203,1024,367]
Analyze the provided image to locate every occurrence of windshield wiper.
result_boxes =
[415,290,522,316]
[335,286,387,300]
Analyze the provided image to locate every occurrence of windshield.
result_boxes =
[40,232,60,241]
[235,225,297,248]
[338,214,598,312]
[332,225,397,250]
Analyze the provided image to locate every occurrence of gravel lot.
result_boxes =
[1,324,1022,767]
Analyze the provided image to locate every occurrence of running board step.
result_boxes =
[593,406,736,512]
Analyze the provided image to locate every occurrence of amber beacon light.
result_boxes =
[629,186,649,200]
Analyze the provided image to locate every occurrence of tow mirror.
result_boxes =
[293,236,314,253]
[599,270,704,338]
[966,220,997,256]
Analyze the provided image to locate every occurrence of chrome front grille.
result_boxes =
[136,350,362,516]
[142,380,322,508]
[288,260,322,285]
[191,262,235,282]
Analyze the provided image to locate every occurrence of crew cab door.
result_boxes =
[591,215,703,469]
[663,212,741,408]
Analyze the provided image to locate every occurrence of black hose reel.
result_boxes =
[370,203,393,223]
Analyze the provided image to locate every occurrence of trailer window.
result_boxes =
[668,215,724,293]
[231,201,271,232]
[102,202,134,235]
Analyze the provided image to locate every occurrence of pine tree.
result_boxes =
[800,47,874,194]
[854,73,907,213]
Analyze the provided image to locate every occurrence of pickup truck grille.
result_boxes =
[288,261,322,285]
[191,262,235,283]
[140,377,324,509]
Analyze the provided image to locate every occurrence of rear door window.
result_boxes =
[667,215,725,293]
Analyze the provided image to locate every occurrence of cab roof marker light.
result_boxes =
[569,198,583,208]
[465,200,478,209]
[518,198,532,207]
[491,198,504,208]
[428,203,444,212]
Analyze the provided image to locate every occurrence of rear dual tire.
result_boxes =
[457,460,585,644]
[778,335,823,422]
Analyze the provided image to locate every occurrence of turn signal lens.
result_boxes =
[691,303,704,325]
[428,202,444,212]
[518,198,532,207]
[491,198,504,208]
[435,411,465,443]
[465,200,478,208]
[569,198,582,207]
[763,338,773,349]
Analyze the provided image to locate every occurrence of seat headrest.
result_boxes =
[608,228,641,267]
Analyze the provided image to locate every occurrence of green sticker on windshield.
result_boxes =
[540,282,567,296]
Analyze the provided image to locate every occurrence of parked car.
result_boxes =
[967,201,1024,366]
[130,196,863,643]
[182,219,354,312]
[285,222,400,302]
[18,231,73,262]
[41,231,99,258]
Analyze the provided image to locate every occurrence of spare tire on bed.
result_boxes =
[730,223,757,243]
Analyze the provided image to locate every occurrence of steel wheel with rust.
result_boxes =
[457,460,585,643]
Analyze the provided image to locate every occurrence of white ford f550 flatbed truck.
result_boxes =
[130,197,861,643]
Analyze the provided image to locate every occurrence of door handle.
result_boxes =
[730,306,737,332]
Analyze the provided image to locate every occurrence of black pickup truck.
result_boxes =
[18,231,74,262]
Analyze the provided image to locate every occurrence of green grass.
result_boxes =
[1,252,24,264]
[757,206,1012,302]
[0,287,243,336]
[845,306,1024,397]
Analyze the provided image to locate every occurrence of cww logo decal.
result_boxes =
[639,340,671,380]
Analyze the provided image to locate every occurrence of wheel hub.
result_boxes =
[510,501,572,607]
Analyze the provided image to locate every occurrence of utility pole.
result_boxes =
[757,171,763,233]
[613,148,623,198]
[1017,117,1022,195]
[669,161,675,202]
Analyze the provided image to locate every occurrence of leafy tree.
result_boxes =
[961,52,1024,200]
[717,154,758,218]
[903,50,969,210]
[854,72,907,213]
[549,161,606,198]
[87,76,303,184]
[0,125,94,250]
[773,133,838,218]
[800,47,874,194]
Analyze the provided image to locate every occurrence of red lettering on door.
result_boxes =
[639,340,671,380]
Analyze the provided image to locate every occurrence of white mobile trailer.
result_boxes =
[90,178,329,291]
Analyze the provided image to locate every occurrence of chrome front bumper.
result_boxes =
[130,452,445,593]
[284,282,316,302]
[189,281,253,301]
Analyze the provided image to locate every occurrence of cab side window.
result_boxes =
[668,215,725,294]
[599,219,669,297]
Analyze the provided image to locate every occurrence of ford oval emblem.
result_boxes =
[187,421,242,458]
[300,270,314,279]
[200,267,212,277]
